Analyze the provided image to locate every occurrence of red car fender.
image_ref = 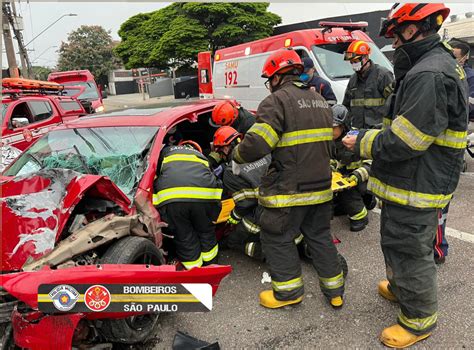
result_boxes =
[12,309,84,350]
[1,172,131,271]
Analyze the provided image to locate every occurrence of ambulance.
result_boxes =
[198,21,393,110]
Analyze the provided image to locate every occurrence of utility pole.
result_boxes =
[2,1,32,78]
[2,7,19,77]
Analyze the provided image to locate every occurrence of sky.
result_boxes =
[2,1,473,69]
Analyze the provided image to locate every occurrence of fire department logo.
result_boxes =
[49,284,79,311]
[22,129,33,142]
[84,285,111,312]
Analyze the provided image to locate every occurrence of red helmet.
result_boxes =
[212,100,239,126]
[344,40,371,61]
[213,126,241,147]
[178,140,203,153]
[380,3,450,38]
[261,49,304,79]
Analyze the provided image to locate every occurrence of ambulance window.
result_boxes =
[28,101,54,122]
[200,69,209,84]
[295,49,310,59]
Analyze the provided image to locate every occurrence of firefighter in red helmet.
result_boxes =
[343,3,468,347]
[209,100,255,169]
[232,48,345,309]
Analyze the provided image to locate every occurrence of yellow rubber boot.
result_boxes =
[380,324,431,348]
[378,280,398,302]
[330,296,344,308]
[259,290,303,309]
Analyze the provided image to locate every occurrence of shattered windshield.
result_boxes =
[4,127,159,197]
[312,42,393,80]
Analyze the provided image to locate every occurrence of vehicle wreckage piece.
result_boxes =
[22,213,144,271]
[1,264,232,350]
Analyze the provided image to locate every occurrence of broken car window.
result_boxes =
[4,126,159,197]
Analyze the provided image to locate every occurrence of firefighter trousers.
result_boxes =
[337,186,367,220]
[226,223,264,261]
[381,202,438,335]
[260,202,344,301]
[159,201,220,269]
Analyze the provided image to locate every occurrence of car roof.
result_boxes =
[55,100,221,129]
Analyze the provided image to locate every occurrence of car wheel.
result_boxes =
[99,236,165,344]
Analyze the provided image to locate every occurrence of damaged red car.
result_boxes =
[0,101,232,349]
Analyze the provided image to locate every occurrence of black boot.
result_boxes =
[350,216,368,232]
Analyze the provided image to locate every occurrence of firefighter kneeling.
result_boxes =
[232,49,344,309]
[153,144,222,269]
[331,104,375,231]
[213,126,304,261]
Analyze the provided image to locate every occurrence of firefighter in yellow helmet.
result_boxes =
[342,40,394,129]
[343,3,468,347]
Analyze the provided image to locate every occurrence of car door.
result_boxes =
[8,98,62,150]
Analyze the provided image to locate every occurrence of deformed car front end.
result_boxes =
[0,107,232,349]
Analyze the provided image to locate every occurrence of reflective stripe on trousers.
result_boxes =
[202,244,218,262]
[272,276,304,292]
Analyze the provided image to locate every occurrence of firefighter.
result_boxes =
[300,57,337,106]
[209,100,256,169]
[232,49,344,309]
[153,144,223,270]
[213,126,304,260]
[433,40,474,264]
[342,40,394,129]
[213,126,269,260]
[211,100,255,134]
[343,3,468,347]
[331,104,373,231]
[451,40,474,121]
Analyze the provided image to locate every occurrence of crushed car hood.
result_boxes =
[1,169,131,272]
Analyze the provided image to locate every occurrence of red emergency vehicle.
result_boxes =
[198,21,393,110]
[1,78,87,152]
[48,69,105,113]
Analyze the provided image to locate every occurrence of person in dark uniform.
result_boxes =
[153,144,222,269]
[300,57,337,105]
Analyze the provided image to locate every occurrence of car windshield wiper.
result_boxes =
[333,75,352,79]
[72,145,92,174]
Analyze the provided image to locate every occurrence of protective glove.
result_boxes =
[330,159,339,172]
[348,174,359,185]
[231,160,244,176]
[213,164,224,178]
[227,210,241,225]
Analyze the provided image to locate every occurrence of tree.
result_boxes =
[115,3,281,69]
[57,25,120,84]
[32,66,52,81]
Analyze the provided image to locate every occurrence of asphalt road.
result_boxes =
[149,165,474,349]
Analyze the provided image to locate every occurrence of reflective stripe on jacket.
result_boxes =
[153,146,222,207]
[355,37,468,209]
[233,76,333,208]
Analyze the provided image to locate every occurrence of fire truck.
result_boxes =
[198,21,393,110]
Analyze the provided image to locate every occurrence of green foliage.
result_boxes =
[57,25,120,83]
[32,66,52,81]
[115,3,281,69]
